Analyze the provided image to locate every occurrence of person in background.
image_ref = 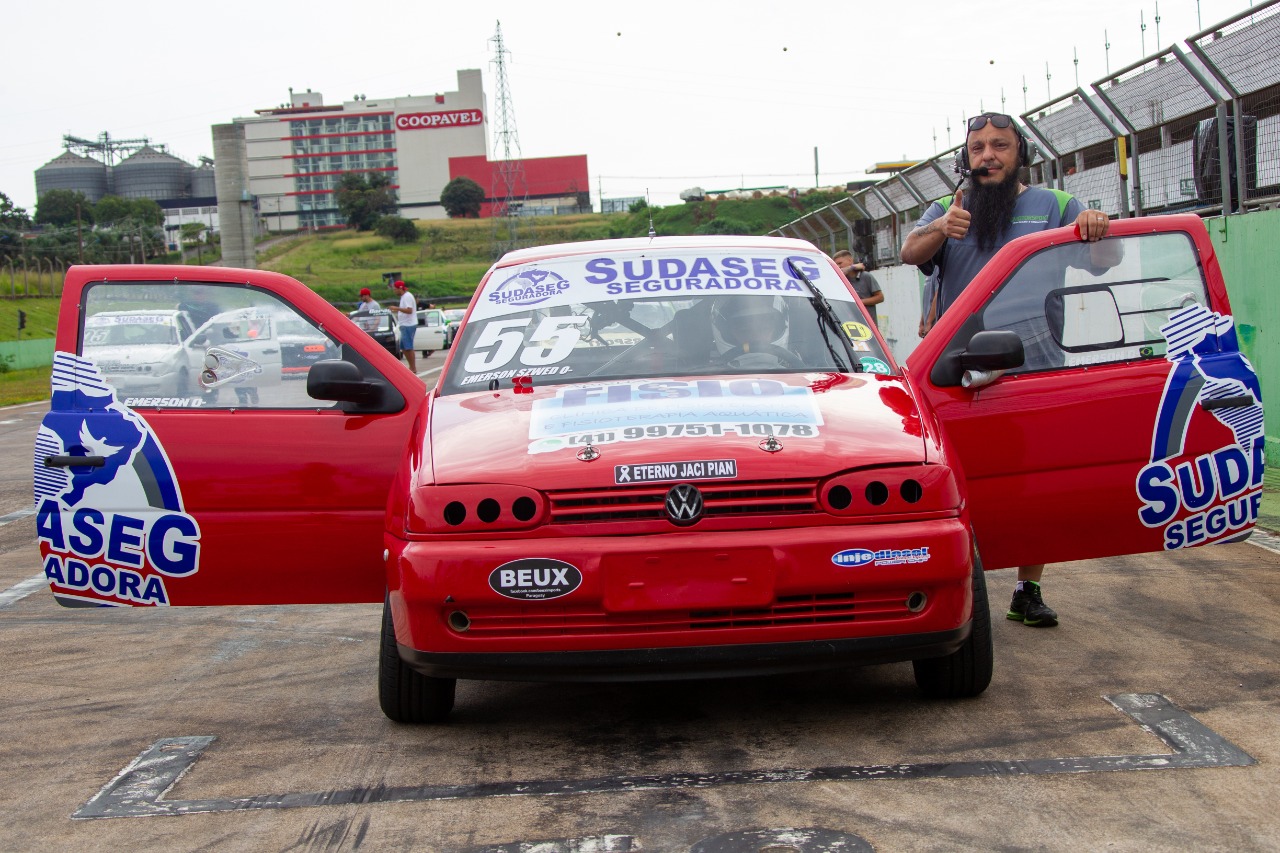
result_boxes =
[355,287,380,313]
[393,280,418,372]
[900,111,1116,628]
[833,250,884,326]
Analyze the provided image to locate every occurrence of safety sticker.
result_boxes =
[842,321,873,341]
[614,458,737,484]
[859,357,891,374]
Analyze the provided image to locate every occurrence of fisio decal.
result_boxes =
[488,558,582,601]
[1136,305,1265,550]
[832,547,931,567]
[33,352,201,607]
[486,269,571,308]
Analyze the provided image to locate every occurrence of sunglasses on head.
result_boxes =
[967,113,1015,132]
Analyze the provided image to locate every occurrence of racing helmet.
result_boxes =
[712,297,787,347]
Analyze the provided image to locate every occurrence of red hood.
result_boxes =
[427,374,927,487]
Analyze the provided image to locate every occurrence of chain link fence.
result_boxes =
[773,0,1280,262]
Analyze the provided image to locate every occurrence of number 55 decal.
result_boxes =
[463,316,587,373]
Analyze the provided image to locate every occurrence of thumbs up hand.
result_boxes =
[941,189,970,240]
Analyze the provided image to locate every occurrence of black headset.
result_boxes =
[956,117,1030,174]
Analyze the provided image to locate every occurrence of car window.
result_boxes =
[977,232,1208,374]
[81,282,340,410]
[440,249,890,395]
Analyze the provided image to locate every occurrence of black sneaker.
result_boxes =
[1006,582,1058,627]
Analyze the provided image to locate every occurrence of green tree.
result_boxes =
[95,195,163,228]
[374,215,419,243]
[35,189,94,227]
[0,192,31,229]
[336,172,397,231]
[440,177,485,218]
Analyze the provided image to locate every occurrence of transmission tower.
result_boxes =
[489,21,531,256]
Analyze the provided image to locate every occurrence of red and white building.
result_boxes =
[228,70,589,230]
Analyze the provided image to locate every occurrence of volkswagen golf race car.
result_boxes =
[35,217,1263,723]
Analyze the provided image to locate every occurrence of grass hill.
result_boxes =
[262,190,848,305]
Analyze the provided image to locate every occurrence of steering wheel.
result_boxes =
[724,344,804,369]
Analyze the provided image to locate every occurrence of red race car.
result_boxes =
[34,216,1263,723]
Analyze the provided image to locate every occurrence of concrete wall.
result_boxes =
[212,123,256,270]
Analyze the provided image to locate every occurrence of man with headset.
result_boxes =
[901,111,1113,629]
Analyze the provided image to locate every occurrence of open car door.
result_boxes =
[35,266,426,606]
[906,214,1263,571]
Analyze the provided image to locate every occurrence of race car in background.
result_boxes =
[35,217,1263,724]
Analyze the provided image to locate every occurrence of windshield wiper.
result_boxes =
[786,260,858,373]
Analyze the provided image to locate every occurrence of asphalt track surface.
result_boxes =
[1,395,1278,852]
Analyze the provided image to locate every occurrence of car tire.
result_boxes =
[378,594,456,723]
[912,545,993,699]
[420,350,432,357]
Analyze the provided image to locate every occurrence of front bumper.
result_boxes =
[388,518,973,677]
[400,624,970,682]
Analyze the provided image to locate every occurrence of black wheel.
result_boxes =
[378,595,456,723]
[912,547,993,699]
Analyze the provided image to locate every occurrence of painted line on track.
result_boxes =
[1247,527,1280,555]
[0,508,36,527]
[0,573,48,609]
[73,693,1255,819]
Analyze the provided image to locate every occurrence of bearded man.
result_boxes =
[900,111,1114,629]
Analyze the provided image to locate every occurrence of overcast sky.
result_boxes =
[2,0,1257,213]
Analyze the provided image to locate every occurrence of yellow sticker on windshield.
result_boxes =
[842,321,872,341]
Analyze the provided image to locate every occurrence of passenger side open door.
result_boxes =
[906,215,1263,570]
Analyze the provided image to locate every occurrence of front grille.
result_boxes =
[548,479,819,524]
[459,590,914,638]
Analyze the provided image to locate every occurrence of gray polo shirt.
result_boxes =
[915,186,1083,315]
[850,271,882,325]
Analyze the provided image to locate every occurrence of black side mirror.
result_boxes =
[958,330,1025,371]
[307,360,379,404]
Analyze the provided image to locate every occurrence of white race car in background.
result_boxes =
[82,310,201,397]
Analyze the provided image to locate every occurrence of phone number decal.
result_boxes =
[529,421,819,454]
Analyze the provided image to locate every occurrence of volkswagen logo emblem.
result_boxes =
[665,483,704,526]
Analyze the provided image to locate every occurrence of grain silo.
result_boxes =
[190,161,217,198]
[35,150,109,202]
[113,146,191,200]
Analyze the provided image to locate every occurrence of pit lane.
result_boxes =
[1,402,1277,851]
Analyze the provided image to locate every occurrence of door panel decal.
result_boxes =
[34,352,202,607]
[1138,306,1264,550]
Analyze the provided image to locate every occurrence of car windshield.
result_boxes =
[443,309,465,323]
[440,247,890,395]
[83,315,180,347]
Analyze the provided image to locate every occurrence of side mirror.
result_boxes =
[958,331,1025,371]
[307,359,378,403]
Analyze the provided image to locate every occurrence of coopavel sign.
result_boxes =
[395,110,483,130]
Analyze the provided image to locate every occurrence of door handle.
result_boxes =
[262,348,279,354]
[44,455,106,468]
[1202,395,1255,411]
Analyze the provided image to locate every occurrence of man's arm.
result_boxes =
[901,191,969,265]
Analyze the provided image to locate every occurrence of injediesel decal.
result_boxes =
[488,558,582,601]
[34,353,202,606]
[832,547,931,567]
[614,459,737,484]
[1136,305,1265,550]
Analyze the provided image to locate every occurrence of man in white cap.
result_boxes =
[392,280,418,372]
